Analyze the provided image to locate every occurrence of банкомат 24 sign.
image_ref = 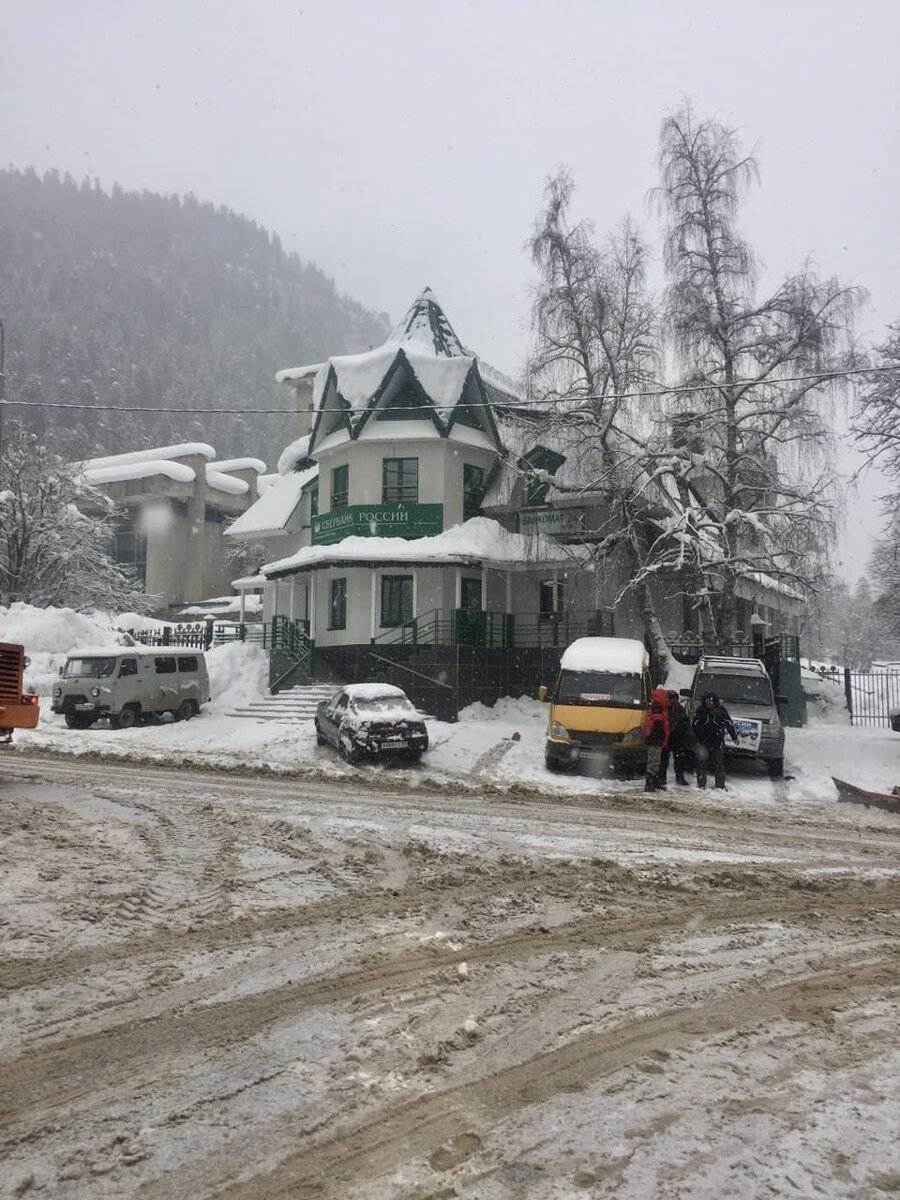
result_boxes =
[312,503,443,545]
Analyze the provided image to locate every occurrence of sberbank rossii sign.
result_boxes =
[312,503,444,545]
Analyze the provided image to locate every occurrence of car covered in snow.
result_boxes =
[314,683,428,763]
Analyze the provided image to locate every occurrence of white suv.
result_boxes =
[681,655,786,777]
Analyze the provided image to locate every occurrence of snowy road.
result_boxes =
[2,753,900,1198]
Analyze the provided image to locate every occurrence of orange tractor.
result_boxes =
[0,642,40,744]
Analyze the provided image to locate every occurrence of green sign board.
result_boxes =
[312,503,444,546]
[518,507,587,539]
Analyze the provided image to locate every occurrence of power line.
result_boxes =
[0,364,896,416]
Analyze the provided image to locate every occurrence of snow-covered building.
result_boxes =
[227,290,803,716]
[80,444,265,615]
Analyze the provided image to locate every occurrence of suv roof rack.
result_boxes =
[698,655,766,669]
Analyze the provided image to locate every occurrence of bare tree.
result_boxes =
[0,421,150,611]
[654,102,861,647]
[526,170,679,672]
[853,324,900,474]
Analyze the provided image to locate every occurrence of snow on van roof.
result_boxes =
[66,645,203,658]
[559,637,648,673]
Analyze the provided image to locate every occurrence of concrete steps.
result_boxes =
[227,683,339,723]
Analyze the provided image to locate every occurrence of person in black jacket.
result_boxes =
[660,690,692,786]
[692,690,738,789]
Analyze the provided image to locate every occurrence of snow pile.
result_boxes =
[2,602,124,696]
[205,642,269,714]
[276,435,312,477]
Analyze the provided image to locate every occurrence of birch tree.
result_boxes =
[654,102,860,647]
[526,170,677,672]
[0,421,149,611]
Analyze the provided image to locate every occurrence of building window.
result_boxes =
[329,577,347,629]
[331,465,349,510]
[522,445,566,508]
[382,458,418,503]
[463,464,485,520]
[112,508,147,588]
[309,483,319,519]
[539,579,565,619]
[380,575,413,626]
[460,577,482,611]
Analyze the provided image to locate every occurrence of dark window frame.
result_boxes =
[329,577,347,630]
[463,463,485,520]
[380,575,414,627]
[177,656,199,672]
[331,464,349,510]
[154,656,177,674]
[382,458,418,504]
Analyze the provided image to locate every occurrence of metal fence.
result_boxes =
[844,668,900,727]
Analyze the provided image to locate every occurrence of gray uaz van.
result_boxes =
[682,655,786,777]
[52,647,210,729]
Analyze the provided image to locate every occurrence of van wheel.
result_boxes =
[65,713,94,730]
[177,700,194,722]
[110,705,138,730]
[768,757,784,778]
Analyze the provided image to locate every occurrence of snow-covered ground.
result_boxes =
[4,603,900,1199]
[5,601,899,802]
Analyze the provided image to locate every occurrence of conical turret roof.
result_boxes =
[388,287,466,357]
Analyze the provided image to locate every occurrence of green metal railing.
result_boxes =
[370,608,614,651]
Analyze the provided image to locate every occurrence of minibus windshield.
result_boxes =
[556,670,644,707]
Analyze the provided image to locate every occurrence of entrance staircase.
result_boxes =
[226,682,337,723]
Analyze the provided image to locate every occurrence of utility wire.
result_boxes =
[0,364,896,416]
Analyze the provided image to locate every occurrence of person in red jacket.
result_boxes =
[643,686,670,792]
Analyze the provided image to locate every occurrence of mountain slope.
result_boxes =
[0,167,389,462]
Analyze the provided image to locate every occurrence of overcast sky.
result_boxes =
[3,0,898,577]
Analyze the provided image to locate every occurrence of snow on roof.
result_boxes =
[225,464,318,538]
[257,473,280,494]
[177,595,263,617]
[262,516,582,576]
[277,435,312,476]
[275,362,325,384]
[559,637,649,673]
[206,469,249,495]
[279,291,517,438]
[83,460,195,486]
[344,682,408,700]
[82,443,215,470]
[207,458,267,474]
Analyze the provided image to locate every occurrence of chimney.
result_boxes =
[292,377,315,438]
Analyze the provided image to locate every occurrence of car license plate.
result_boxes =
[382,738,405,748]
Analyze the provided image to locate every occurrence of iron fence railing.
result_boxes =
[370,608,615,650]
[844,668,900,727]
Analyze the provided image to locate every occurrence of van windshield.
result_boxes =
[696,672,772,706]
[556,670,644,708]
[64,657,117,678]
